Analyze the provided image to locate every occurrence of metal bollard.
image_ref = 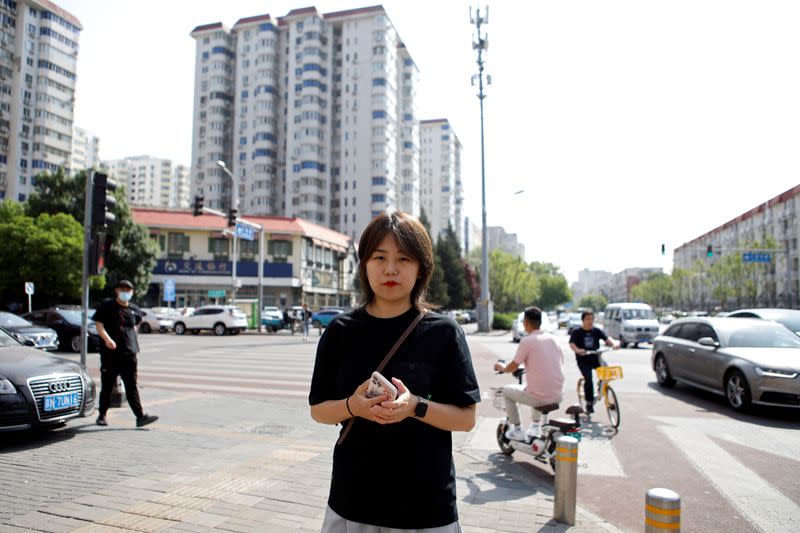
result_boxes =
[645,488,681,532]
[553,435,579,526]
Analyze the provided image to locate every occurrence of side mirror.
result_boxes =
[698,337,719,348]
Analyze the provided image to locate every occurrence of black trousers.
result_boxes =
[99,353,143,418]
[576,354,602,404]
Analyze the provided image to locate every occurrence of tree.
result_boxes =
[0,201,86,307]
[462,261,479,308]
[529,261,572,309]
[578,293,608,312]
[418,210,448,306]
[437,224,470,309]
[631,272,673,309]
[26,169,157,298]
[489,249,539,312]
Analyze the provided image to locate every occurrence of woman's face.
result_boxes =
[366,234,420,307]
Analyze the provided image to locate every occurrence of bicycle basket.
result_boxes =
[596,365,623,381]
[491,387,505,410]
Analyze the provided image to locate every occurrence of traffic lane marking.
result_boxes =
[660,424,800,532]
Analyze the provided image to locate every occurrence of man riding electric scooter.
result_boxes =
[494,306,565,441]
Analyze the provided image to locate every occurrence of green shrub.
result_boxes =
[492,312,516,330]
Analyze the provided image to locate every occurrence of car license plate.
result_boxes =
[44,392,80,412]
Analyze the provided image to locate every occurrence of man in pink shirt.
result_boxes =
[494,307,565,441]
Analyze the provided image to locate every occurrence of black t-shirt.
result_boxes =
[309,307,481,529]
[92,299,142,356]
[569,326,607,355]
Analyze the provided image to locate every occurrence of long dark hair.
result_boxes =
[357,211,435,311]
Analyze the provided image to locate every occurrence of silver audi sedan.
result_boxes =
[651,317,800,411]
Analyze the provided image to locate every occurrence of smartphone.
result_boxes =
[366,371,398,400]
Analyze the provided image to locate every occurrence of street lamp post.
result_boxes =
[217,160,238,303]
[471,5,492,332]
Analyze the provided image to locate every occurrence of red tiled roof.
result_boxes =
[34,0,82,30]
[190,22,224,35]
[132,208,350,250]
[234,14,272,28]
[324,5,384,20]
[285,7,319,18]
[679,183,800,248]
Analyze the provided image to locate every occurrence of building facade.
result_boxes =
[132,207,356,310]
[674,184,800,310]
[486,225,525,260]
[101,155,191,209]
[69,125,98,172]
[420,118,462,246]
[0,0,81,201]
[189,6,420,242]
[571,268,614,303]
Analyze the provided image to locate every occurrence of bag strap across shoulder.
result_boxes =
[336,309,427,445]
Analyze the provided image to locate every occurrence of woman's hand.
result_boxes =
[349,378,391,421]
[369,377,416,424]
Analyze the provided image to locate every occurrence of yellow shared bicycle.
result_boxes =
[576,349,623,429]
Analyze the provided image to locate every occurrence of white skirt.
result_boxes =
[321,506,463,533]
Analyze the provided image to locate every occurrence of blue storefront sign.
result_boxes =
[163,279,176,302]
[154,259,292,277]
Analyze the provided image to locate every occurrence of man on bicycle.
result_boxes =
[569,310,619,414]
[494,307,564,441]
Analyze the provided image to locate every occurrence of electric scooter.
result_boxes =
[494,362,583,471]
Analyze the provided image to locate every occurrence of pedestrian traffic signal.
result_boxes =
[89,232,111,275]
[707,244,713,257]
[192,195,204,216]
[661,243,666,256]
[91,171,117,228]
[227,208,237,227]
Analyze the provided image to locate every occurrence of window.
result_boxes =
[371,176,386,185]
[208,237,229,260]
[268,240,293,259]
[239,239,259,261]
[167,232,190,258]
[371,193,386,203]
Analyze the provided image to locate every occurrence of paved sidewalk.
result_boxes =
[1,389,619,532]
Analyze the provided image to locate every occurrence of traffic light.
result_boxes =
[192,195,204,216]
[89,232,111,275]
[227,208,237,227]
[707,244,713,257]
[91,171,117,228]
[661,243,666,256]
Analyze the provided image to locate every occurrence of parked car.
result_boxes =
[0,312,59,351]
[261,306,285,332]
[0,327,96,432]
[727,308,800,336]
[566,313,583,333]
[652,317,800,411]
[511,310,555,342]
[139,308,174,333]
[172,305,247,336]
[23,307,102,353]
[312,309,344,328]
[557,314,570,328]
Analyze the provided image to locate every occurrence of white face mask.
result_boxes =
[118,291,133,302]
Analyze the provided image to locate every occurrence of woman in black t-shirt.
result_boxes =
[309,212,480,531]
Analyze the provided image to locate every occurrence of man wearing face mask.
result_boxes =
[92,280,158,428]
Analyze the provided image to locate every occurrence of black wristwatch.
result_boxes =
[414,396,428,418]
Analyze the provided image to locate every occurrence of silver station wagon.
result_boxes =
[651,317,800,411]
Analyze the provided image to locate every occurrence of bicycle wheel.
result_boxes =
[604,385,621,428]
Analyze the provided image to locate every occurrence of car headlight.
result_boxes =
[624,327,636,332]
[0,378,16,394]
[755,367,798,379]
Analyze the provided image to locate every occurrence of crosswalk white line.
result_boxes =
[141,380,308,398]
[660,424,800,531]
[139,371,310,388]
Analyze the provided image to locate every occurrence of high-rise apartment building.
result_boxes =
[101,155,190,209]
[420,118,462,246]
[0,0,81,201]
[189,5,418,241]
[70,125,99,172]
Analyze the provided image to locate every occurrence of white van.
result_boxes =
[603,302,660,347]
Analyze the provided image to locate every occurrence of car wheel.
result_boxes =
[70,335,81,353]
[725,370,752,411]
[312,320,321,328]
[213,323,227,336]
[140,323,151,334]
[654,354,676,388]
[174,322,186,335]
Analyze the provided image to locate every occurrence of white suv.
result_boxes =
[172,306,247,336]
